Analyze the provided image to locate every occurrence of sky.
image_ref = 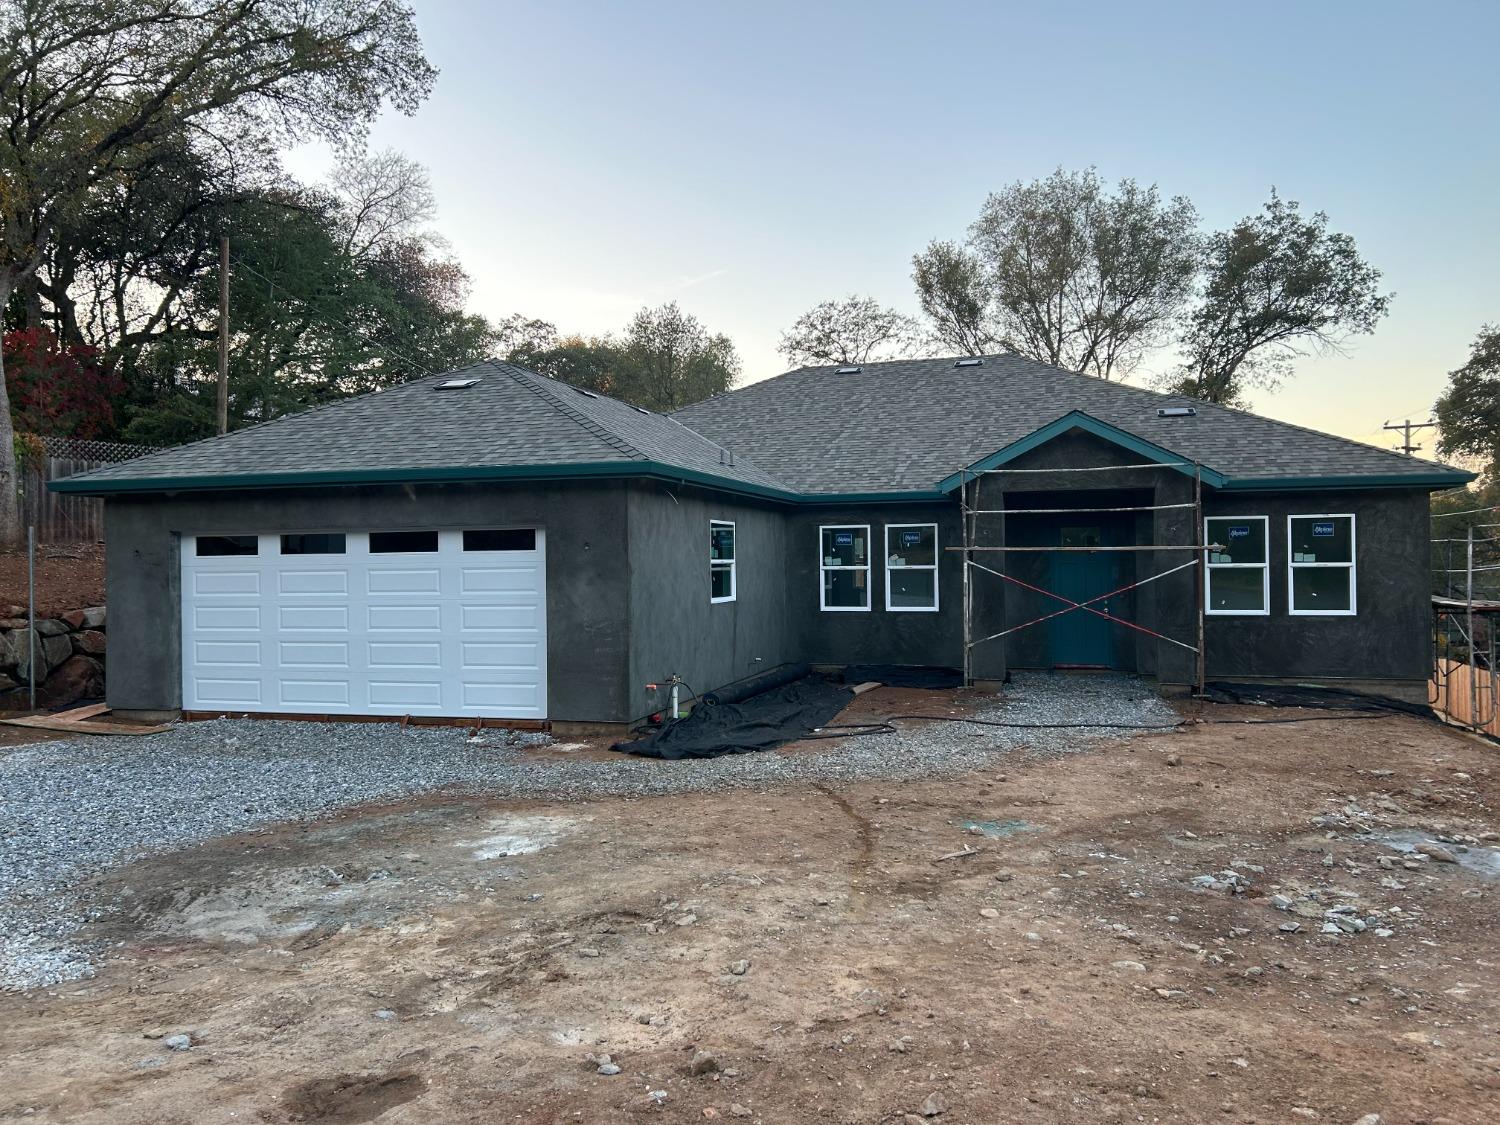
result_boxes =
[287,0,1500,455]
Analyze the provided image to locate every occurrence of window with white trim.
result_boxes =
[1204,516,1269,615]
[885,523,938,611]
[710,521,736,603]
[1288,514,1356,615]
[820,524,870,611]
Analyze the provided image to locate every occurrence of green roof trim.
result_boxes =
[49,460,809,505]
[1219,469,1475,491]
[935,411,1231,493]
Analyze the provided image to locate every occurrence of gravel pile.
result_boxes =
[0,673,1175,990]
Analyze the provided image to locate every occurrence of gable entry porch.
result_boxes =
[952,432,1216,693]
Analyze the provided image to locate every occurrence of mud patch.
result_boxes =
[957,817,1040,839]
[282,1070,424,1123]
[1365,829,1500,880]
[458,814,573,860]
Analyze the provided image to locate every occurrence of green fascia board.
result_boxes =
[50,460,810,505]
[1218,469,1476,491]
[936,411,1230,492]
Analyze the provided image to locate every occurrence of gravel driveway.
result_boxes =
[0,673,1176,990]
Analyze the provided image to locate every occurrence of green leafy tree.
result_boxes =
[778,295,923,366]
[913,168,1200,376]
[1169,192,1391,405]
[0,0,436,543]
[1435,325,1500,479]
[614,302,740,411]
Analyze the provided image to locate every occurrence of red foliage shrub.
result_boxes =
[3,328,123,438]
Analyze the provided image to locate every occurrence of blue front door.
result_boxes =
[1047,526,1119,667]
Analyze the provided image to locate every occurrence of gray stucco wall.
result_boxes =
[103,479,632,722]
[624,482,795,722]
[1201,488,1432,687]
[786,503,966,670]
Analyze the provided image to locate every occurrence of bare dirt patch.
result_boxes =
[1,695,1498,1124]
[0,541,104,616]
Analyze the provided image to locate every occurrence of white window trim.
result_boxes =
[819,523,871,612]
[1203,515,1269,617]
[885,523,939,612]
[1287,513,1357,617]
[710,520,736,604]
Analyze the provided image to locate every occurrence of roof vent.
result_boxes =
[954,358,984,368]
[434,377,479,390]
[632,405,651,414]
[574,387,600,399]
[1158,406,1197,418]
[836,365,862,374]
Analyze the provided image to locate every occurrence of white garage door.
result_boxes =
[181,528,547,718]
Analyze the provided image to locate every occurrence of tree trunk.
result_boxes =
[0,285,20,549]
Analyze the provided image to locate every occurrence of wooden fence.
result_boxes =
[1431,658,1500,736]
[16,436,159,545]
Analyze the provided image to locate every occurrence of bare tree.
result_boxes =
[331,149,437,260]
[777,295,923,366]
[0,0,435,545]
[913,168,1201,378]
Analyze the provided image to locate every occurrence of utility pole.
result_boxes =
[1383,417,1436,456]
[216,234,229,436]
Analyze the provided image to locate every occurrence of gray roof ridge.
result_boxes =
[496,363,647,461]
[979,353,1462,475]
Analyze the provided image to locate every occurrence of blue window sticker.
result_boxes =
[900,530,923,548]
[834,531,854,547]
[1228,525,1250,539]
[1312,521,1336,537]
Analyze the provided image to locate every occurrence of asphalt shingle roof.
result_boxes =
[64,360,792,494]
[672,353,1468,494]
[62,353,1468,498]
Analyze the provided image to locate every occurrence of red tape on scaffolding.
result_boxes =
[968,557,1200,652]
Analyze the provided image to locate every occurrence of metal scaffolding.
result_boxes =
[1430,516,1500,734]
[954,462,1214,695]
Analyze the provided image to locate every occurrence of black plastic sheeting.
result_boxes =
[839,665,963,690]
[701,662,812,706]
[1201,681,1434,719]
[613,674,854,760]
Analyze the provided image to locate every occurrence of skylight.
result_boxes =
[434,377,479,390]
[836,366,862,374]
[954,358,984,368]
[1158,407,1197,418]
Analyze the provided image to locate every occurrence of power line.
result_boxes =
[228,254,438,379]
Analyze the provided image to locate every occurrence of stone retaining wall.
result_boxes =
[0,605,106,710]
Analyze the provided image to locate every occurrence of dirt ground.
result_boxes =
[2,691,1499,1124]
[0,541,105,616]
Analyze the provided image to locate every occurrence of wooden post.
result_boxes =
[961,470,972,687]
[1194,463,1205,699]
[216,235,230,436]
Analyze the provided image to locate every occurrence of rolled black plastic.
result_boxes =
[701,662,811,706]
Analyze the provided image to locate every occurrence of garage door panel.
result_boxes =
[195,605,260,630]
[460,604,542,630]
[279,605,347,631]
[368,641,442,667]
[368,604,442,630]
[460,565,542,593]
[369,680,444,708]
[184,529,545,717]
[279,641,349,668]
[368,568,441,594]
[462,641,541,668]
[278,569,348,595]
[194,678,262,704]
[194,570,259,596]
[279,680,351,706]
[194,640,261,665]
